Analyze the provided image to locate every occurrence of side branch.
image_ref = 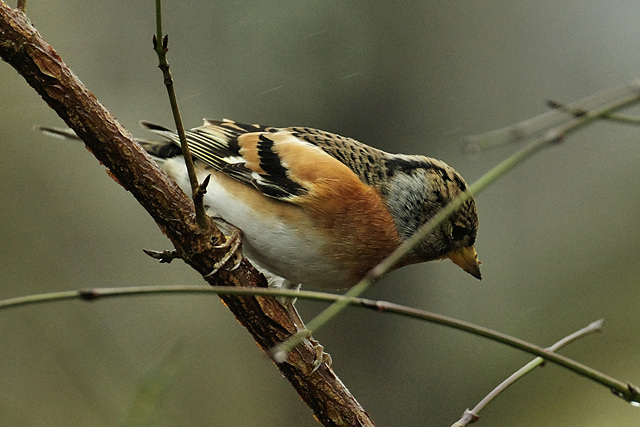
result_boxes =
[152,2,209,228]
[0,3,372,425]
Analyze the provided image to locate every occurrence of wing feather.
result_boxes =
[141,120,316,200]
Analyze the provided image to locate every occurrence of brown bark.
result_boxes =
[0,3,373,425]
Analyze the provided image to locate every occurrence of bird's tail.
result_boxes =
[37,124,181,160]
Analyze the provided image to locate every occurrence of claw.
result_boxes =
[205,249,243,277]
[310,339,332,373]
[281,297,332,373]
[229,250,243,271]
[204,218,243,278]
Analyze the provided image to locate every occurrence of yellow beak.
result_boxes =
[447,246,481,280]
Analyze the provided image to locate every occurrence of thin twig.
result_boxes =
[271,76,640,360]
[152,0,209,230]
[548,99,640,125]
[142,249,181,263]
[0,285,638,405]
[466,79,640,151]
[272,78,640,363]
[17,0,25,13]
[452,319,604,426]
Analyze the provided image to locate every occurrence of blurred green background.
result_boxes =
[2,1,640,425]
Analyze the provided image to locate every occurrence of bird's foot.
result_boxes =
[283,299,332,373]
[309,338,332,373]
[204,218,243,277]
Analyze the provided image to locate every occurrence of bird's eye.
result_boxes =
[451,225,468,242]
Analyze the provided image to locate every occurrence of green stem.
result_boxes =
[276,85,640,358]
[1,286,638,404]
[282,135,553,357]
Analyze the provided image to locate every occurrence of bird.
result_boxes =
[41,119,481,292]
[135,119,481,286]
[41,119,480,365]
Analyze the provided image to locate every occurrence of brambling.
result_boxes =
[41,120,480,290]
[135,119,481,290]
[41,119,480,364]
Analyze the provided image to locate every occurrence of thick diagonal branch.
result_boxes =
[0,3,373,425]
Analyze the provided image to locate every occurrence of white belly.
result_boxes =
[162,157,345,288]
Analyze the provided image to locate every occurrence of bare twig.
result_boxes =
[452,319,604,426]
[152,0,209,230]
[547,99,640,125]
[466,80,640,151]
[142,249,181,263]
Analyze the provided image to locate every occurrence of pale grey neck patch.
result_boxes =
[381,165,458,262]
[384,169,441,240]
